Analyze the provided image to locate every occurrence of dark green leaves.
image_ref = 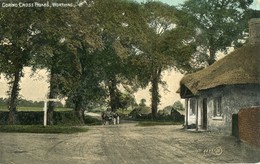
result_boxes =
[181,0,254,65]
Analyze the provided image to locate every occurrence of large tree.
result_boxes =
[0,8,40,124]
[181,0,254,65]
[31,3,106,124]
[30,7,78,125]
[129,2,195,118]
[65,44,107,123]
[91,0,148,112]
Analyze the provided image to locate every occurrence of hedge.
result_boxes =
[0,111,81,125]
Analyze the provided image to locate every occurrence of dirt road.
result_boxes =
[0,123,260,164]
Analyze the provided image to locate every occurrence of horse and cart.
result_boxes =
[101,111,120,125]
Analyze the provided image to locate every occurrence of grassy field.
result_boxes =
[137,120,183,126]
[0,106,73,112]
[116,109,132,115]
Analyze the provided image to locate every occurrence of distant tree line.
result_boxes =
[0,97,63,108]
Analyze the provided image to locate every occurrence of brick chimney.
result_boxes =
[249,18,260,44]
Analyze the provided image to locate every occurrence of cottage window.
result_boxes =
[213,97,222,117]
[189,98,196,115]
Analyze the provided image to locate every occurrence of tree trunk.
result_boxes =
[208,47,216,65]
[74,101,85,124]
[8,69,22,125]
[47,69,57,125]
[108,77,118,112]
[150,68,162,119]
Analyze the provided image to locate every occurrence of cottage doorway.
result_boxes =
[202,98,207,130]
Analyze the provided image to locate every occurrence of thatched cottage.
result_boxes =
[179,18,260,134]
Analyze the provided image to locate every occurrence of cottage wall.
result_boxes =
[186,98,202,126]
[203,97,225,131]
[182,18,260,135]
[198,84,260,134]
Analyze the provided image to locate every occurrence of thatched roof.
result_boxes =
[180,44,260,97]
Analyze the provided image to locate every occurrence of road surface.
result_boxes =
[0,123,260,164]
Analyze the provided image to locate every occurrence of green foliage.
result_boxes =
[129,105,151,119]
[89,1,148,112]
[0,111,81,125]
[0,98,63,109]
[139,98,147,107]
[84,115,102,126]
[29,6,107,123]
[173,101,185,111]
[168,109,184,122]
[116,92,136,110]
[54,111,82,126]
[18,99,44,107]
[162,106,172,115]
[0,98,8,106]
[0,8,38,74]
[125,2,196,118]
[131,105,184,122]
[17,111,43,125]
[0,7,43,124]
[116,109,133,119]
[0,111,43,125]
[0,111,9,125]
[2,0,252,125]
[181,0,254,65]
[87,107,105,113]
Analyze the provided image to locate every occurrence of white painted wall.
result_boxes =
[185,85,260,134]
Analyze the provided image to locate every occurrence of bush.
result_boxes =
[0,98,8,106]
[115,109,132,119]
[129,106,150,119]
[173,101,185,111]
[0,111,9,125]
[128,108,185,123]
[54,111,82,126]
[18,111,44,125]
[84,115,102,126]
[0,112,30,124]
[169,109,184,122]
[136,113,153,120]
[0,97,64,108]
[0,111,82,125]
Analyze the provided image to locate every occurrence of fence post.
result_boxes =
[42,99,59,127]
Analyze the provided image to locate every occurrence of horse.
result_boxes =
[101,111,120,125]
[101,111,113,125]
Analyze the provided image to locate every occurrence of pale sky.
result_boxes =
[135,0,184,6]
[136,0,260,10]
[0,67,183,109]
[253,0,260,9]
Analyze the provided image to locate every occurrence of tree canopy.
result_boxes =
[128,1,195,118]
[0,0,254,123]
[0,8,42,124]
[181,0,254,66]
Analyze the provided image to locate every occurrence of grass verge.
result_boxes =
[0,125,88,134]
[137,121,183,126]
[84,115,102,126]
[0,107,73,112]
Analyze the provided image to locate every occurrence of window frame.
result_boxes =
[213,97,223,120]
[189,98,196,116]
